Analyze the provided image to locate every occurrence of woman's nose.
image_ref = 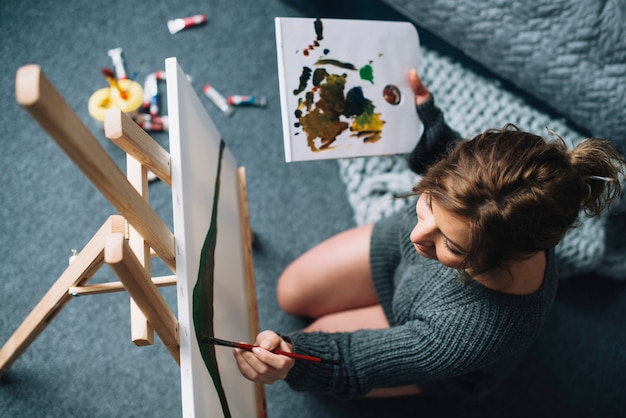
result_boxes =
[410,218,435,244]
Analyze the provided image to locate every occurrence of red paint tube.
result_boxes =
[227,95,268,107]
[168,14,207,34]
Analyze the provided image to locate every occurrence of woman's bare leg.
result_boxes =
[277,224,378,319]
[278,224,421,398]
[303,304,389,332]
[303,303,421,398]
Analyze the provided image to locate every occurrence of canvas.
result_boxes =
[166,57,261,418]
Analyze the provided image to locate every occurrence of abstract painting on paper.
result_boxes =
[275,17,423,162]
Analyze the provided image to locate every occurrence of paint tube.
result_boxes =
[150,89,159,117]
[142,73,157,112]
[136,114,169,132]
[227,95,267,107]
[203,85,234,116]
[107,47,128,80]
[142,71,167,114]
[168,14,207,34]
[69,249,78,265]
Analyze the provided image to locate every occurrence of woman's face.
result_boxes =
[410,193,471,269]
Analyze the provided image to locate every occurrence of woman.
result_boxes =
[234,69,625,399]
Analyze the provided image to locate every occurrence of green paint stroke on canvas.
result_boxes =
[193,138,232,418]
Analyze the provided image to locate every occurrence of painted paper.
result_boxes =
[276,17,423,162]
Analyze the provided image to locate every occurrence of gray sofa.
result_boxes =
[381,0,626,148]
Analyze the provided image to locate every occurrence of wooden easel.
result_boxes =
[0,64,260,415]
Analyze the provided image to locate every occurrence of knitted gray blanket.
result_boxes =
[338,45,626,280]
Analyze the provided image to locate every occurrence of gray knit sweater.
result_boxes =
[285,206,558,399]
[283,98,559,399]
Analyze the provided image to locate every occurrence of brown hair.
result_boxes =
[414,124,625,275]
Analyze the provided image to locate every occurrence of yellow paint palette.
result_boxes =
[88,79,143,122]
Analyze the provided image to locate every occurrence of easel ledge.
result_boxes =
[0,64,259,402]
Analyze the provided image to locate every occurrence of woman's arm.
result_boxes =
[407,69,462,174]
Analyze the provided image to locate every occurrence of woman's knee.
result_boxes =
[276,263,311,316]
[276,224,376,317]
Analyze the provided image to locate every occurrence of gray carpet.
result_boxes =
[0,0,355,416]
[2,1,625,417]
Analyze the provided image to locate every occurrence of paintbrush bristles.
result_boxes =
[203,337,238,347]
[101,68,129,100]
[101,68,116,79]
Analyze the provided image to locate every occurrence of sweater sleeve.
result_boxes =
[284,323,458,400]
[407,95,462,174]
[283,280,545,400]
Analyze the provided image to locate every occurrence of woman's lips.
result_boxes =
[414,243,436,259]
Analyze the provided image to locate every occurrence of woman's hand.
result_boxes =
[409,68,431,106]
[233,330,295,385]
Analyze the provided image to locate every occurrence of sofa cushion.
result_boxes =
[381,0,626,148]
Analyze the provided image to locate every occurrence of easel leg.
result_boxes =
[126,155,154,346]
[131,300,155,346]
[237,166,267,418]
[0,215,126,377]
[105,233,180,364]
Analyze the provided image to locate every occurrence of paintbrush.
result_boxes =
[101,67,128,100]
[204,337,339,365]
